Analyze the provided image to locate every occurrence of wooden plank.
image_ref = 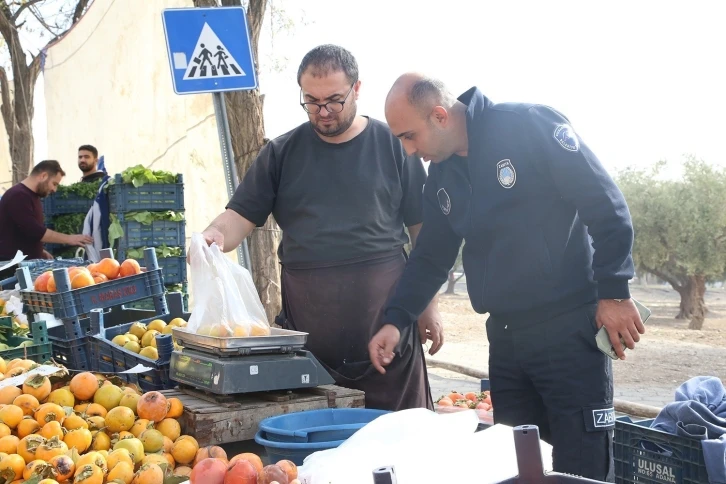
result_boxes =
[168,385,366,446]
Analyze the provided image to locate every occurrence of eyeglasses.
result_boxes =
[300,84,355,114]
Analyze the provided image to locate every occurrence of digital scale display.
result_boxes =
[172,354,214,387]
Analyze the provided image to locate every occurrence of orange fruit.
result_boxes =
[166,398,183,419]
[96,258,120,280]
[119,259,141,277]
[136,392,168,422]
[46,274,56,293]
[34,271,52,292]
[91,272,108,284]
[71,271,95,289]
[69,372,100,401]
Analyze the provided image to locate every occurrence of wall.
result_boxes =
[42,0,229,251]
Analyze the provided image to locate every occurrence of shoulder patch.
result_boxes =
[496,159,516,189]
[437,188,451,215]
[553,124,579,152]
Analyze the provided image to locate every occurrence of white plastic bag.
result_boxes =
[187,233,269,337]
[297,408,553,484]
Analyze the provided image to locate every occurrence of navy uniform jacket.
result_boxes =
[385,87,635,330]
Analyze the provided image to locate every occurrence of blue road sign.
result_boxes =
[162,6,258,95]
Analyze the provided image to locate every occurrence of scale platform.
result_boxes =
[170,327,335,395]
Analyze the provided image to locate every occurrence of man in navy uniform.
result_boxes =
[368,73,645,481]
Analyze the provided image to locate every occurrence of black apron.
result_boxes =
[278,249,433,411]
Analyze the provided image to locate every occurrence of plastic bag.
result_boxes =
[298,408,553,484]
[187,233,269,337]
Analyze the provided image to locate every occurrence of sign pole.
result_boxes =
[162,6,258,270]
[212,91,252,271]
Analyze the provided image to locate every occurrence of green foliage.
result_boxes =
[55,180,101,199]
[110,165,177,187]
[108,211,185,246]
[52,213,86,235]
[616,157,726,282]
[126,246,183,260]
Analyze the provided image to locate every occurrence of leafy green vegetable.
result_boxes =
[55,180,101,199]
[126,245,184,259]
[166,283,184,293]
[108,211,185,246]
[110,165,177,188]
[52,213,87,236]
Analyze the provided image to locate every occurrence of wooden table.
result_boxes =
[160,385,366,446]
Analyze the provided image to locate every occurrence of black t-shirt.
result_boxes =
[227,117,427,265]
[81,171,106,183]
[0,183,47,260]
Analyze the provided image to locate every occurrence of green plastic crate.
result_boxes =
[0,317,52,363]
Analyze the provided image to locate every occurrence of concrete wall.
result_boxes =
[42,0,229,250]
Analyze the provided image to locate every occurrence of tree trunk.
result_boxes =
[194,0,282,325]
[445,270,456,294]
[0,4,43,184]
[687,275,707,330]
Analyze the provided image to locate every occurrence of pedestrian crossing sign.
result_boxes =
[162,6,258,95]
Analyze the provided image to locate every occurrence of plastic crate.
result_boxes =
[19,267,165,319]
[614,417,709,484]
[108,174,184,212]
[88,293,188,392]
[42,192,95,216]
[45,302,170,370]
[116,251,187,286]
[125,284,188,311]
[50,337,90,370]
[116,216,186,251]
[0,318,52,362]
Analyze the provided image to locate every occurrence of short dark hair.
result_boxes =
[297,44,359,86]
[408,77,456,115]
[31,160,66,177]
[78,144,98,158]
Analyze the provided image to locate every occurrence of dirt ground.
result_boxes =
[429,284,726,406]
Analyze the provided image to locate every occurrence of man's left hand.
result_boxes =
[418,304,444,355]
[42,250,54,260]
[596,298,646,360]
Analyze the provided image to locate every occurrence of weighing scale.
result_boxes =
[169,327,335,395]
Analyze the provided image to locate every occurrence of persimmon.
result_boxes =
[229,453,264,475]
[436,397,453,407]
[69,372,100,401]
[447,392,465,402]
[119,259,141,277]
[136,392,168,422]
[91,273,108,284]
[34,271,52,292]
[465,392,479,402]
[96,258,121,280]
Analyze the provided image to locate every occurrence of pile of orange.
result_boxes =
[33,258,142,293]
[0,365,195,483]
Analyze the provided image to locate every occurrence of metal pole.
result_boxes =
[212,91,252,272]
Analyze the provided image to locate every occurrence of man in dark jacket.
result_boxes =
[368,73,646,481]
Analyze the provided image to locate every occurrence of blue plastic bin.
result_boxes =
[254,408,389,465]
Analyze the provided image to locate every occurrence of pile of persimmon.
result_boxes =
[32,258,142,292]
[436,390,493,412]
[0,369,198,483]
[190,451,301,484]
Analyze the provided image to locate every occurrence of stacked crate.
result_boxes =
[42,181,100,257]
[108,173,189,309]
[16,248,168,370]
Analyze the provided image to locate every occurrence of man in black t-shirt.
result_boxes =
[199,45,440,411]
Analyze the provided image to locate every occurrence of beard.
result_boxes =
[311,102,357,138]
[78,163,93,173]
[37,181,52,198]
